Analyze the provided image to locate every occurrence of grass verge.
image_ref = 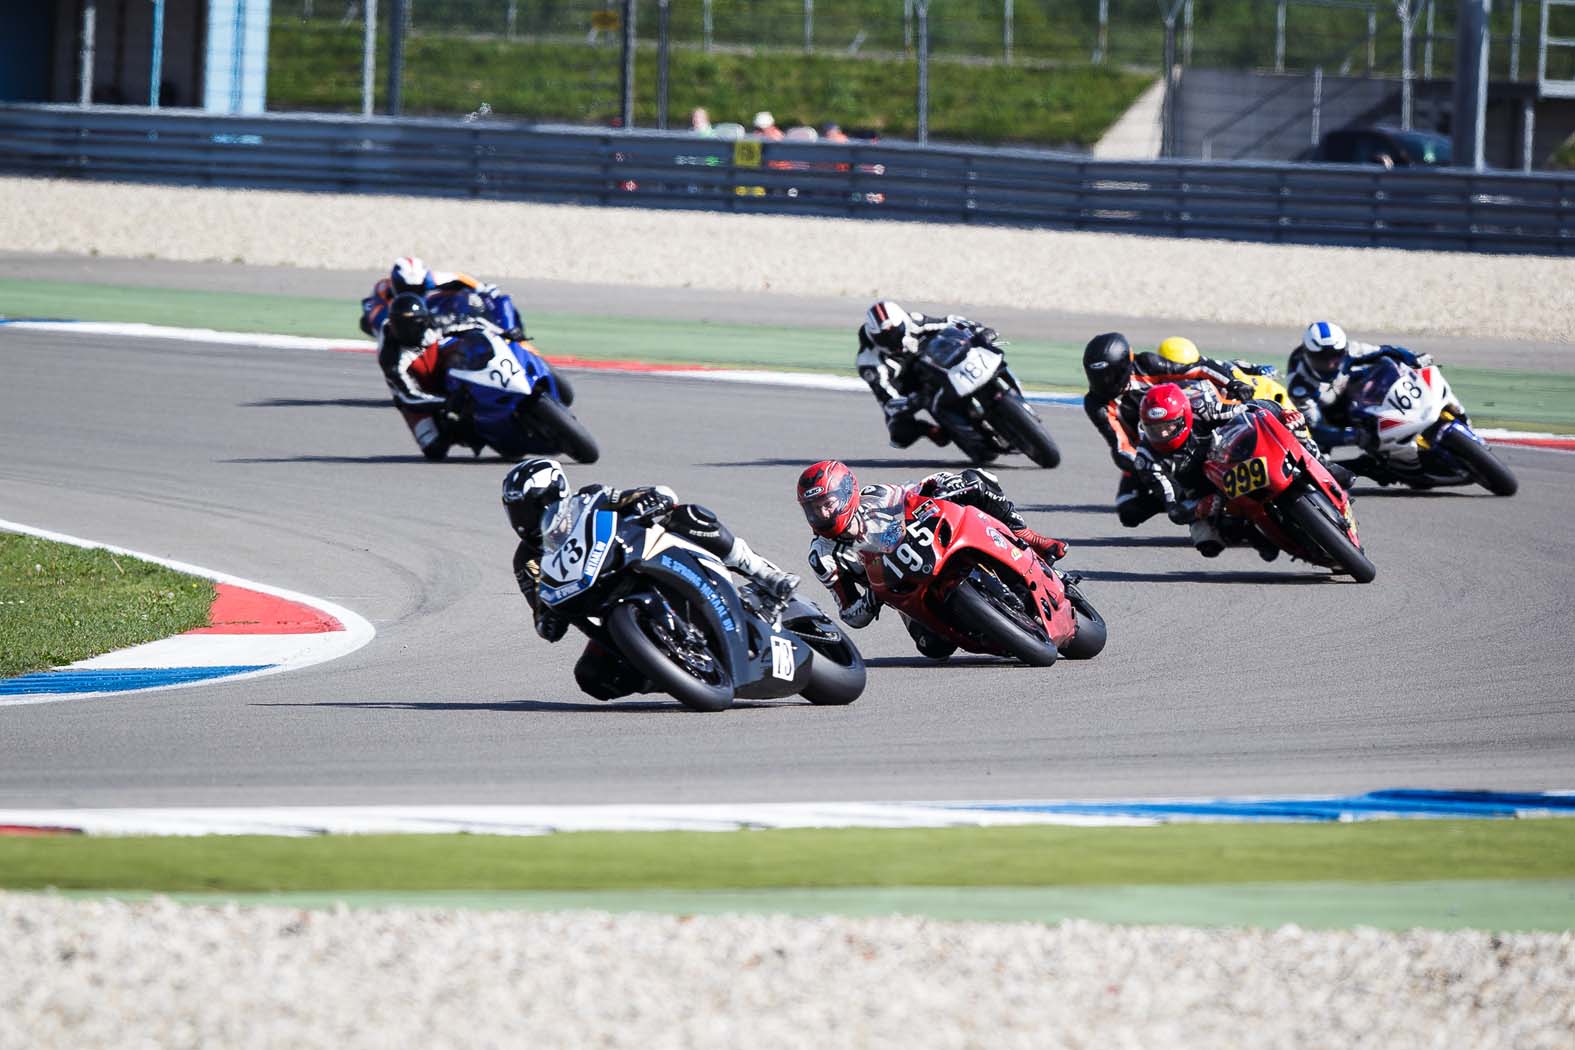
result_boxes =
[0,534,214,678]
[1,820,1572,894]
[5,278,1573,432]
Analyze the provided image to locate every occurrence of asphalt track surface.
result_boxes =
[2,323,1573,808]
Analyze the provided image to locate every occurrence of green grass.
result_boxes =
[0,534,214,678]
[267,19,1154,146]
[1,820,1571,893]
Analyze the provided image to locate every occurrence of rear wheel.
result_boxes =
[1439,426,1518,496]
[787,620,866,706]
[528,395,600,464]
[988,392,1061,468]
[1284,492,1377,583]
[608,601,734,711]
[945,575,1059,667]
[1059,581,1107,660]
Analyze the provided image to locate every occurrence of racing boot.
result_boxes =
[925,423,952,447]
[724,538,800,602]
[904,616,958,660]
[1012,527,1068,564]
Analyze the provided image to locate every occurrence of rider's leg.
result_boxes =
[574,640,648,700]
[666,505,799,598]
[1116,473,1164,527]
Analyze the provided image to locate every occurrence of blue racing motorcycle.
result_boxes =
[439,325,598,463]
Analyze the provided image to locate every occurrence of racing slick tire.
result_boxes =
[945,577,1060,667]
[792,621,867,706]
[1439,427,1518,497]
[1285,492,1377,583]
[988,393,1061,469]
[529,395,600,465]
[609,601,734,712]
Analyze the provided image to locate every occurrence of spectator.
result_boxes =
[753,111,784,140]
[690,107,713,135]
[821,123,849,143]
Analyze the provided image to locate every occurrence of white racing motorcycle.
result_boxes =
[909,328,1061,468]
[1342,357,1518,495]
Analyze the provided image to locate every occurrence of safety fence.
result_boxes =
[1,104,1570,254]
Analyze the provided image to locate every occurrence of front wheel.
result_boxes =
[945,577,1059,667]
[988,392,1061,468]
[1284,492,1377,583]
[527,395,600,464]
[1439,426,1518,496]
[608,601,734,711]
[787,619,866,706]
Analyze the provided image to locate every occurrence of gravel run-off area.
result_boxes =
[3,177,1573,343]
[4,894,1573,1049]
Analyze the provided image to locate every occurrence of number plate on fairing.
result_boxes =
[879,514,941,583]
[947,347,1002,397]
[539,495,617,605]
[1220,457,1271,499]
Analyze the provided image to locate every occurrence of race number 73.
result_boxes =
[1220,457,1270,498]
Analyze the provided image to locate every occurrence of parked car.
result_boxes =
[1310,126,1452,168]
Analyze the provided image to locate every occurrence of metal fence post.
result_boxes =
[703,0,713,51]
[917,0,930,143]
[1423,0,1435,78]
[905,0,914,53]
[619,0,636,129]
[658,0,671,129]
[149,0,166,106]
[1162,14,1179,155]
[1399,0,1414,128]
[362,0,377,117]
[78,0,97,106]
[507,0,517,39]
[1452,0,1492,169]
[804,0,813,52]
[1311,66,1324,144]
[1510,0,1522,78]
[1005,0,1014,63]
[1275,0,1287,72]
[387,0,407,115]
[1095,0,1109,63]
[1367,6,1377,70]
[1184,0,1194,64]
[1522,96,1536,168]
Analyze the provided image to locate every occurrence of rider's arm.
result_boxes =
[917,469,1027,531]
[606,485,679,520]
[808,540,878,627]
[856,337,903,406]
[1134,449,1191,525]
[1370,344,1429,368]
[1084,394,1138,471]
[378,328,447,409]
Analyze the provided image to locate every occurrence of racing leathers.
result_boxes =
[1286,341,1435,452]
[361,270,524,340]
[1085,350,1259,527]
[858,314,1000,448]
[513,485,799,700]
[806,469,1066,657]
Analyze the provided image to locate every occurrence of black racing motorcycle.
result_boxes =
[535,489,866,711]
[910,328,1061,468]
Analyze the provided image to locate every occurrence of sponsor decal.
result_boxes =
[985,527,1007,550]
[658,555,736,632]
[770,636,796,680]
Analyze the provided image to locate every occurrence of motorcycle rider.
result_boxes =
[795,459,1067,658]
[1288,321,1436,453]
[858,300,1002,449]
[361,256,526,339]
[1082,333,1269,527]
[503,459,801,700]
[378,293,458,460]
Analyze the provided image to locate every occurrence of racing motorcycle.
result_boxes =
[535,489,866,711]
[438,325,598,463]
[1341,358,1517,496]
[909,328,1061,468]
[862,496,1105,666]
[1202,404,1375,582]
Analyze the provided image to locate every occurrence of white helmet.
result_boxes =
[864,300,916,353]
[391,256,432,295]
[1301,321,1349,379]
[501,458,568,539]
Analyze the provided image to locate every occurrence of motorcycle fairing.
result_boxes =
[538,494,619,607]
[443,330,562,451]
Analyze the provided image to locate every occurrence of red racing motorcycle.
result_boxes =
[863,497,1106,666]
[1202,405,1376,582]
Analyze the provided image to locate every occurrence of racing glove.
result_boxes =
[972,326,1001,347]
[1225,379,1256,403]
[625,490,676,523]
[535,607,568,643]
[1232,360,1277,377]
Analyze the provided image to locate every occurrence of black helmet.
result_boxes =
[1082,332,1132,400]
[388,292,433,347]
[502,458,569,539]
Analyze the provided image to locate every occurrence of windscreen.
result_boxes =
[1353,358,1402,407]
[921,328,973,368]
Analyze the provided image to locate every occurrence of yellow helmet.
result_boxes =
[1157,336,1200,365]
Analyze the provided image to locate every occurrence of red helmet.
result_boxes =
[796,460,861,540]
[1139,383,1194,454]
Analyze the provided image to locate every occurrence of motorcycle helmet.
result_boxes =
[863,300,916,354]
[1157,336,1201,366]
[391,256,435,295]
[796,460,862,541]
[502,458,569,539]
[1301,321,1349,380]
[387,292,434,347]
[1082,332,1132,401]
[1139,383,1194,455]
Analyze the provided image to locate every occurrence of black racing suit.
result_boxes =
[1083,350,1255,528]
[857,314,999,449]
[513,485,791,700]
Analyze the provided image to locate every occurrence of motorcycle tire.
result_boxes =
[528,395,600,464]
[988,393,1061,468]
[1058,581,1107,660]
[788,620,866,706]
[1284,492,1377,583]
[608,601,734,712]
[945,579,1060,667]
[1439,427,1518,497]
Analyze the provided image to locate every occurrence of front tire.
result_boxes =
[988,392,1061,468]
[527,395,600,464]
[1284,492,1377,583]
[1439,426,1518,496]
[945,577,1059,667]
[608,602,734,711]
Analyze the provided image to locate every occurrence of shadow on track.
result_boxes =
[1060,535,1193,548]
[241,397,390,409]
[1017,503,1114,515]
[257,698,803,714]
[1077,568,1338,585]
[1349,486,1474,499]
[221,455,513,465]
[864,655,1015,669]
[704,457,1037,472]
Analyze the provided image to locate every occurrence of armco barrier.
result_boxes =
[1,104,1571,255]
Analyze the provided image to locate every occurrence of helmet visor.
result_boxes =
[1142,415,1187,447]
[799,473,855,534]
[1307,348,1344,378]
